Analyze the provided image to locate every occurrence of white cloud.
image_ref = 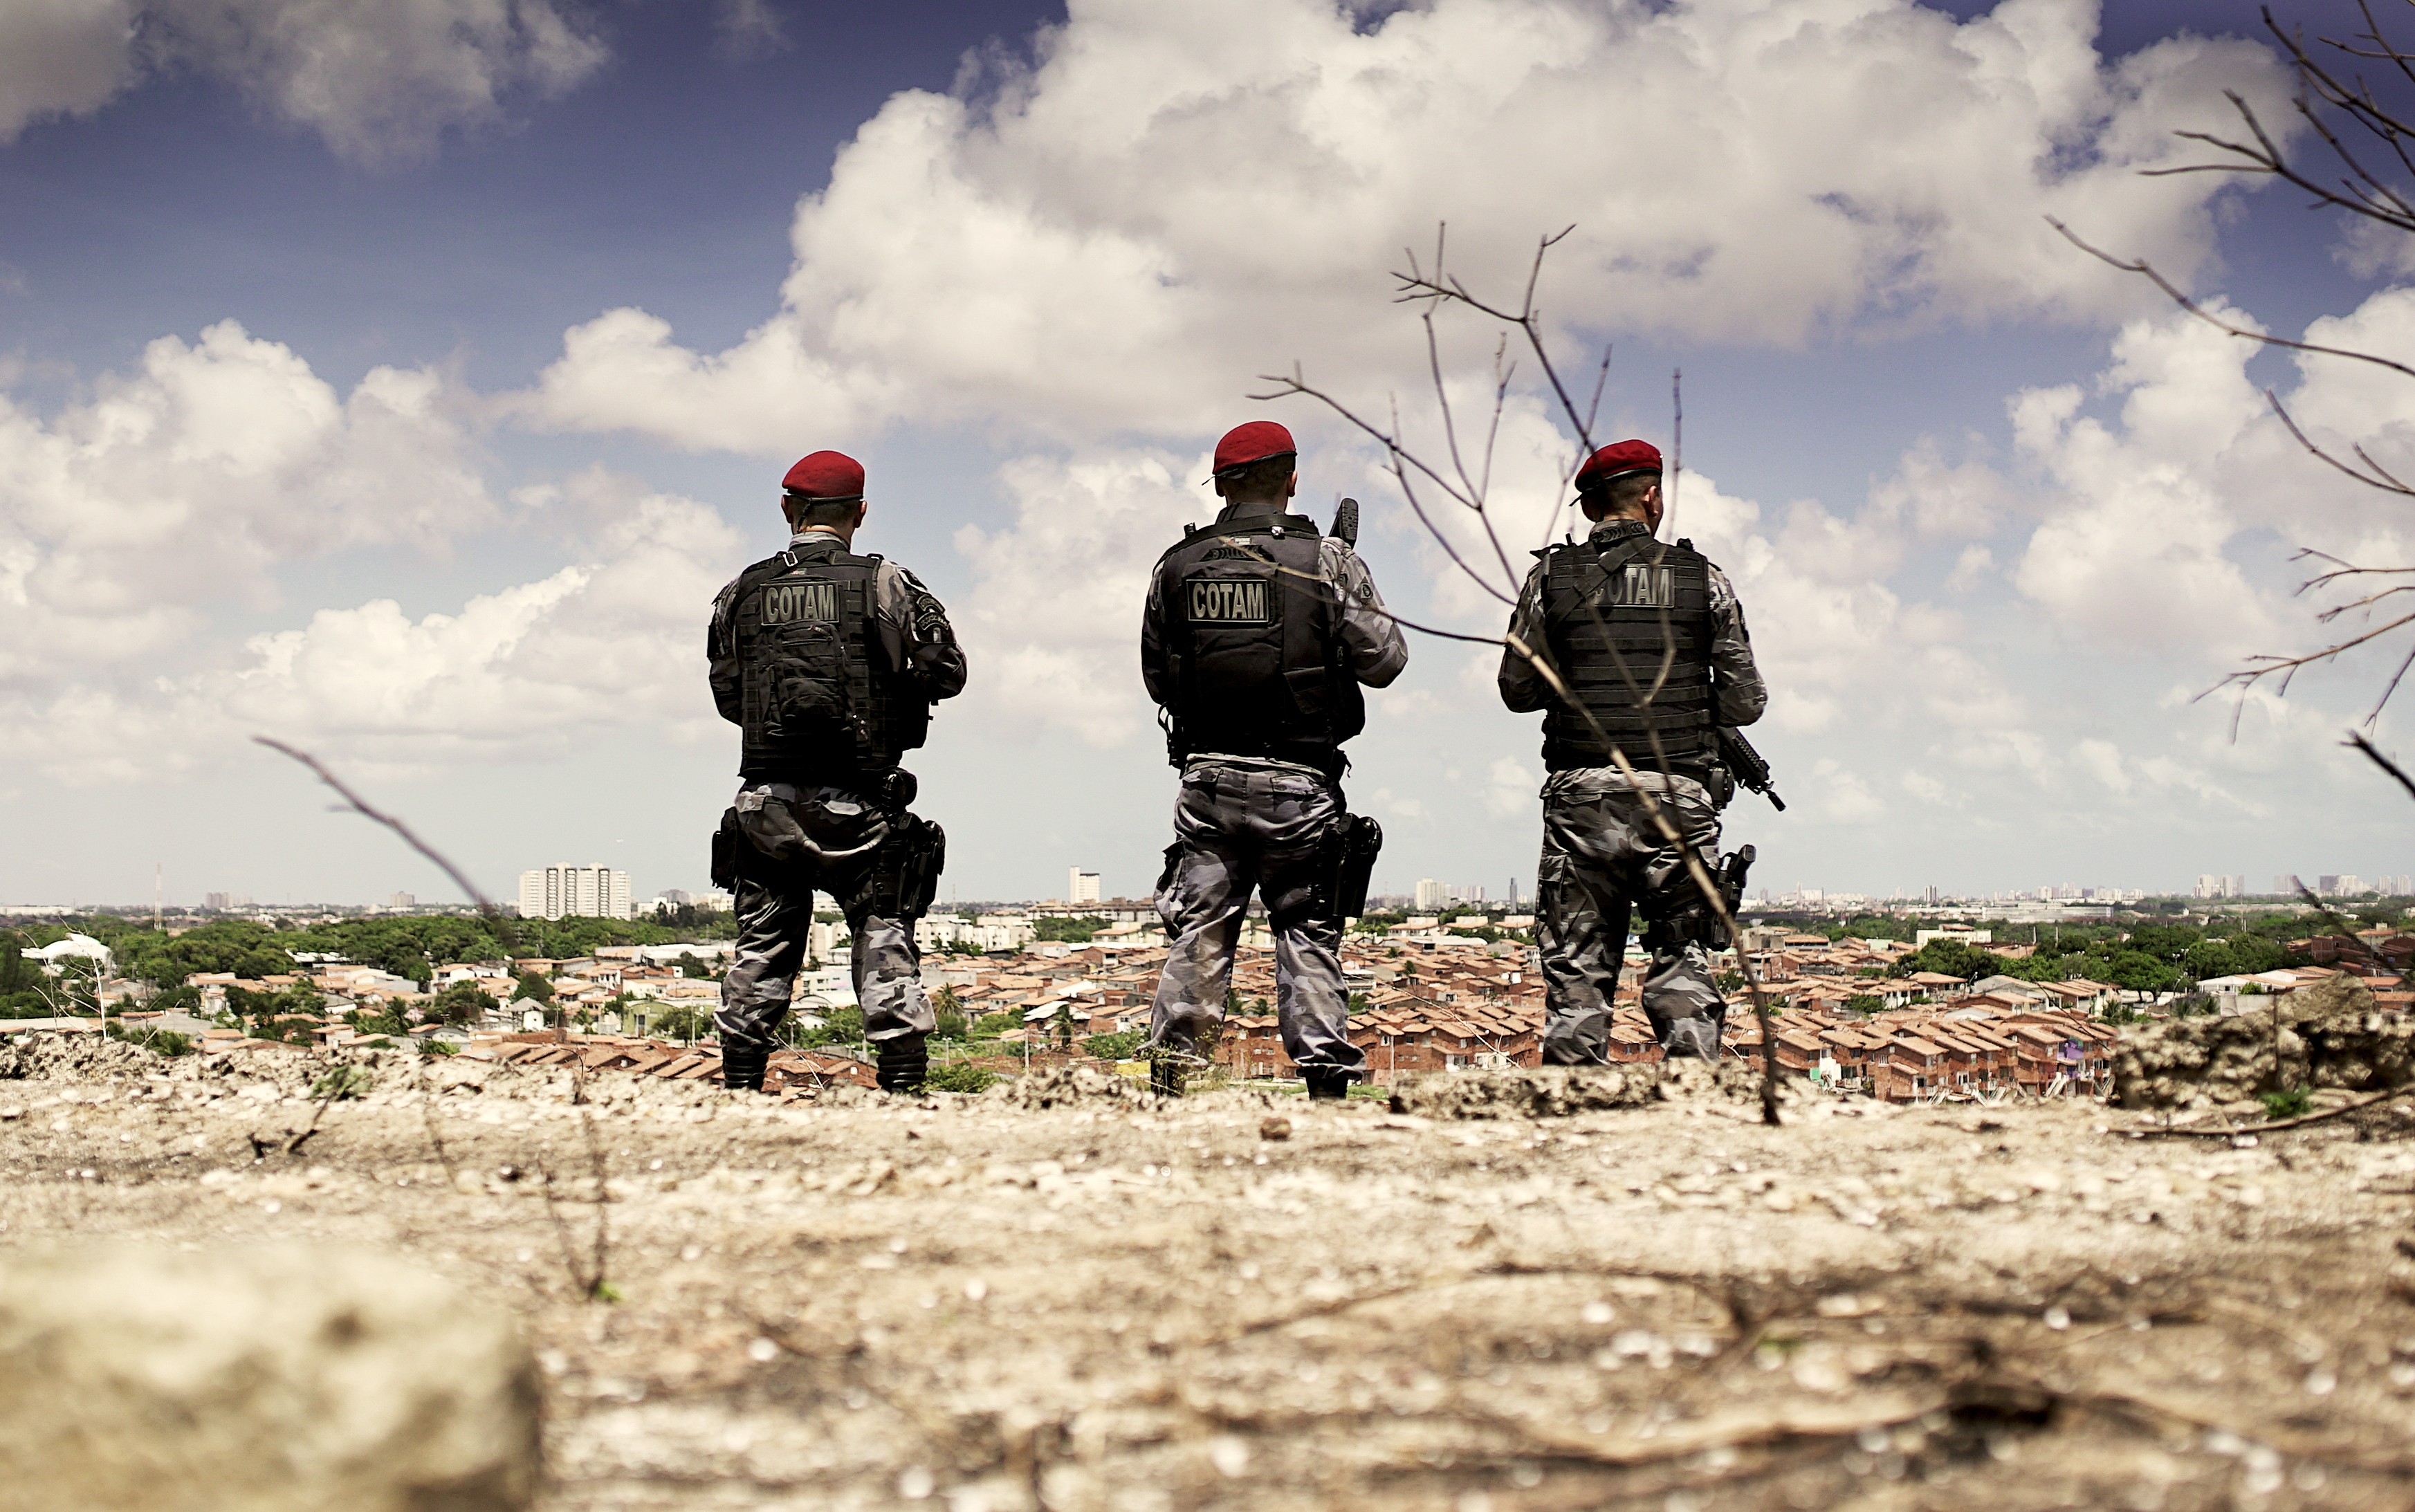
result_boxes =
[949,449,1199,749]
[2006,287,2415,678]
[1482,754,1539,821]
[154,0,608,165]
[2073,737,2129,793]
[713,0,788,61]
[0,0,134,142]
[203,485,740,767]
[0,320,491,690]
[0,0,607,162]
[520,0,2290,451]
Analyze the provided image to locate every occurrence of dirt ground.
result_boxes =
[5,1040,2415,1512]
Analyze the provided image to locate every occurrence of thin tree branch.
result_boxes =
[252,737,504,918]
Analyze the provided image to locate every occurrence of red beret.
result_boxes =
[1213,421,1296,475]
[781,450,865,500]
[1575,439,1662,492]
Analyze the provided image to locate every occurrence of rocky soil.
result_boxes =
[4,1038,2415,1511]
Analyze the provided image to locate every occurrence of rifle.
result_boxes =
[1330,497,1359,547]
[1716,728,1785,811]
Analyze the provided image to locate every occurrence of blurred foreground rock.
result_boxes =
[1389,1063,1658,1117]
[2109,972,2415,1109]
[0,1244,538,1512]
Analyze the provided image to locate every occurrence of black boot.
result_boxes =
[1303,1069,1352,1102]
[722,1040,769,1094]
[876,1034,928,1095]
[1150,1057,1185,1099]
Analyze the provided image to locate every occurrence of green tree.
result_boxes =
[428,981,497,1026]
[1085,1029,1144,1060]
[147,984,202,1015]
[1902,938,2000,981]
[798,1005,866,1049]
[1844,994,1882,1016]
[652,1005,710,1043]
[2127,923,2205,961]
[926,1061,997,1094]
[0,931,36,995]
[2104,950,2178,995]
[972,1010,1020,1037]
[1034,916,1106,943]
[513,971,554,1003]
[105,1021,191,1056]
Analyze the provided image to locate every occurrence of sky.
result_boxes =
[7,0,2415,909]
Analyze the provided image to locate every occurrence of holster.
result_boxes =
[850,813,946,921]
[1329,812,1384,922]
[710,808,744,891]
[1640,844,1754,955]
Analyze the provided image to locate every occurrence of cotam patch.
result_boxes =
[1186,576,1273,625]
[1597,564,1676,611]
[760,580,840,625]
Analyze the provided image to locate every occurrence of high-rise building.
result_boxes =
[1068,868,1102,905]
[2318,874,2343,896]
[518,864,632,921]
[203,892,252,910]
[387,892,415,908]
[2336,874,2367,897]
[2275,874,2302,896]
[1414,878,1447,910]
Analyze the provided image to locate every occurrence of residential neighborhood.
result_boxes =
[18,902,2409,1106]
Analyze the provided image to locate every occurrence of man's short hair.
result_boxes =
[786,494,859,529]
[1587,470,1659,515]
[1217,453,1296,500]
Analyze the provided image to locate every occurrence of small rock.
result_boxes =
[1260,1116,1292,1142]
[0,1243,538,1511]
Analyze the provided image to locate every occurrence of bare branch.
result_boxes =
[2266,390,2415,497]
[2345,729,2415,803]
[252,737,504,918]
[2047,219,2415,384]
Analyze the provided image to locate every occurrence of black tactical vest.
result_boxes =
[725,540,930,783]
[1154,512,1364,775]
[1537,529,1715,773]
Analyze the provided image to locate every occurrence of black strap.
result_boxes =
[1156,513,1321,563]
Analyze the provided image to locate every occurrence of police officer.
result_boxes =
[1140,421,1407,1099]
[707,450,966,1095]
[1498,439,1767,1064]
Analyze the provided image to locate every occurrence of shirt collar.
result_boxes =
[1586,519,1653,546]
[789,526,846,548]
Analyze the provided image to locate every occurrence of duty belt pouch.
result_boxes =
[1331,813,1384,921]
[710,809,743,891]
[861,814,946,921]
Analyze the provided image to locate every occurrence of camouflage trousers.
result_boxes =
[1145,759,1367,1078]
[1534,767,1729,1062]
[717,783,935,1055]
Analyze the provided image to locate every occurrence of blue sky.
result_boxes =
[6,0,2415,908]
